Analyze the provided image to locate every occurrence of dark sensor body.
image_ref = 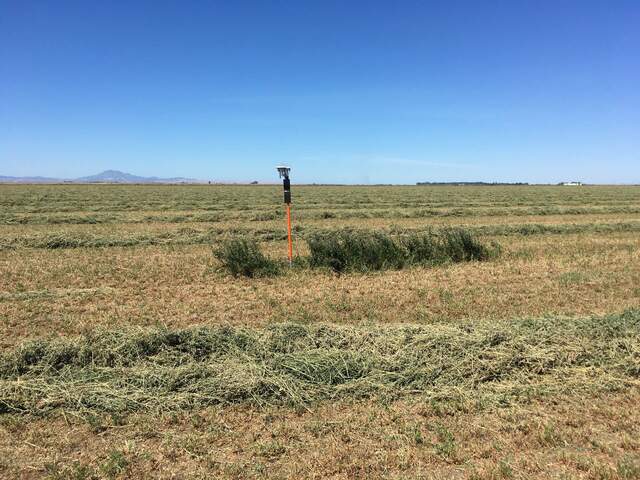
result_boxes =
[283,177,291,204]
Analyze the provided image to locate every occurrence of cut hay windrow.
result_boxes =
[2,221,640,251]
[1,310,639,416]
[4,205,640,225]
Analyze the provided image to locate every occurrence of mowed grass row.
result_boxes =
[1,232,638,351]
[3,204,640,225]
[2,185,639,214]
[1,220,640,250]
[1,310,639,416]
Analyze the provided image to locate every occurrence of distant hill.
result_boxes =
[75,170,199,184]
[0,175,61,183]
[1,170,201,184]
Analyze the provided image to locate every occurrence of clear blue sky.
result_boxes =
[1,1,639,184]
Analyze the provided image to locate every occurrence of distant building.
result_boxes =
[559,181,583,186]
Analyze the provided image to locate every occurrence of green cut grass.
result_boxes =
[2,221,640,251]
[1,310,638,416]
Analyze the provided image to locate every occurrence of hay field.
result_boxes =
[1,184,640,479]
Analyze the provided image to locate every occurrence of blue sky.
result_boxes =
[1,1,639,184]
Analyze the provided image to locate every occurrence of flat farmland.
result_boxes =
[1,184,640,479]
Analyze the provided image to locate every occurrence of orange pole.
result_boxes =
[286,203,293,265]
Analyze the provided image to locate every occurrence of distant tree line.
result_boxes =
[416,181,530,186]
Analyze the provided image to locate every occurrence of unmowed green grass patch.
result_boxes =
[213,238,281,278]
[307,228,500,273]
[307,230,407,272]
[211,228,499,276]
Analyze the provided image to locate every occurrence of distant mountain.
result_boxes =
[1,170,202,184]
[75,170,199,184]
[0,175,61,183]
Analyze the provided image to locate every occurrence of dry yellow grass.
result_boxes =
[1,233,638,348]
[1,390,638,479]
[1,184,639,479]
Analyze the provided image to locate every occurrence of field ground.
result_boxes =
[1,184,639,479]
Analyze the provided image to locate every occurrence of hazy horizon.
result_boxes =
[2,168,638,186]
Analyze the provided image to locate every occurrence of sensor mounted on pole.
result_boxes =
[276,166,293,264]
[276,166,291,204]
